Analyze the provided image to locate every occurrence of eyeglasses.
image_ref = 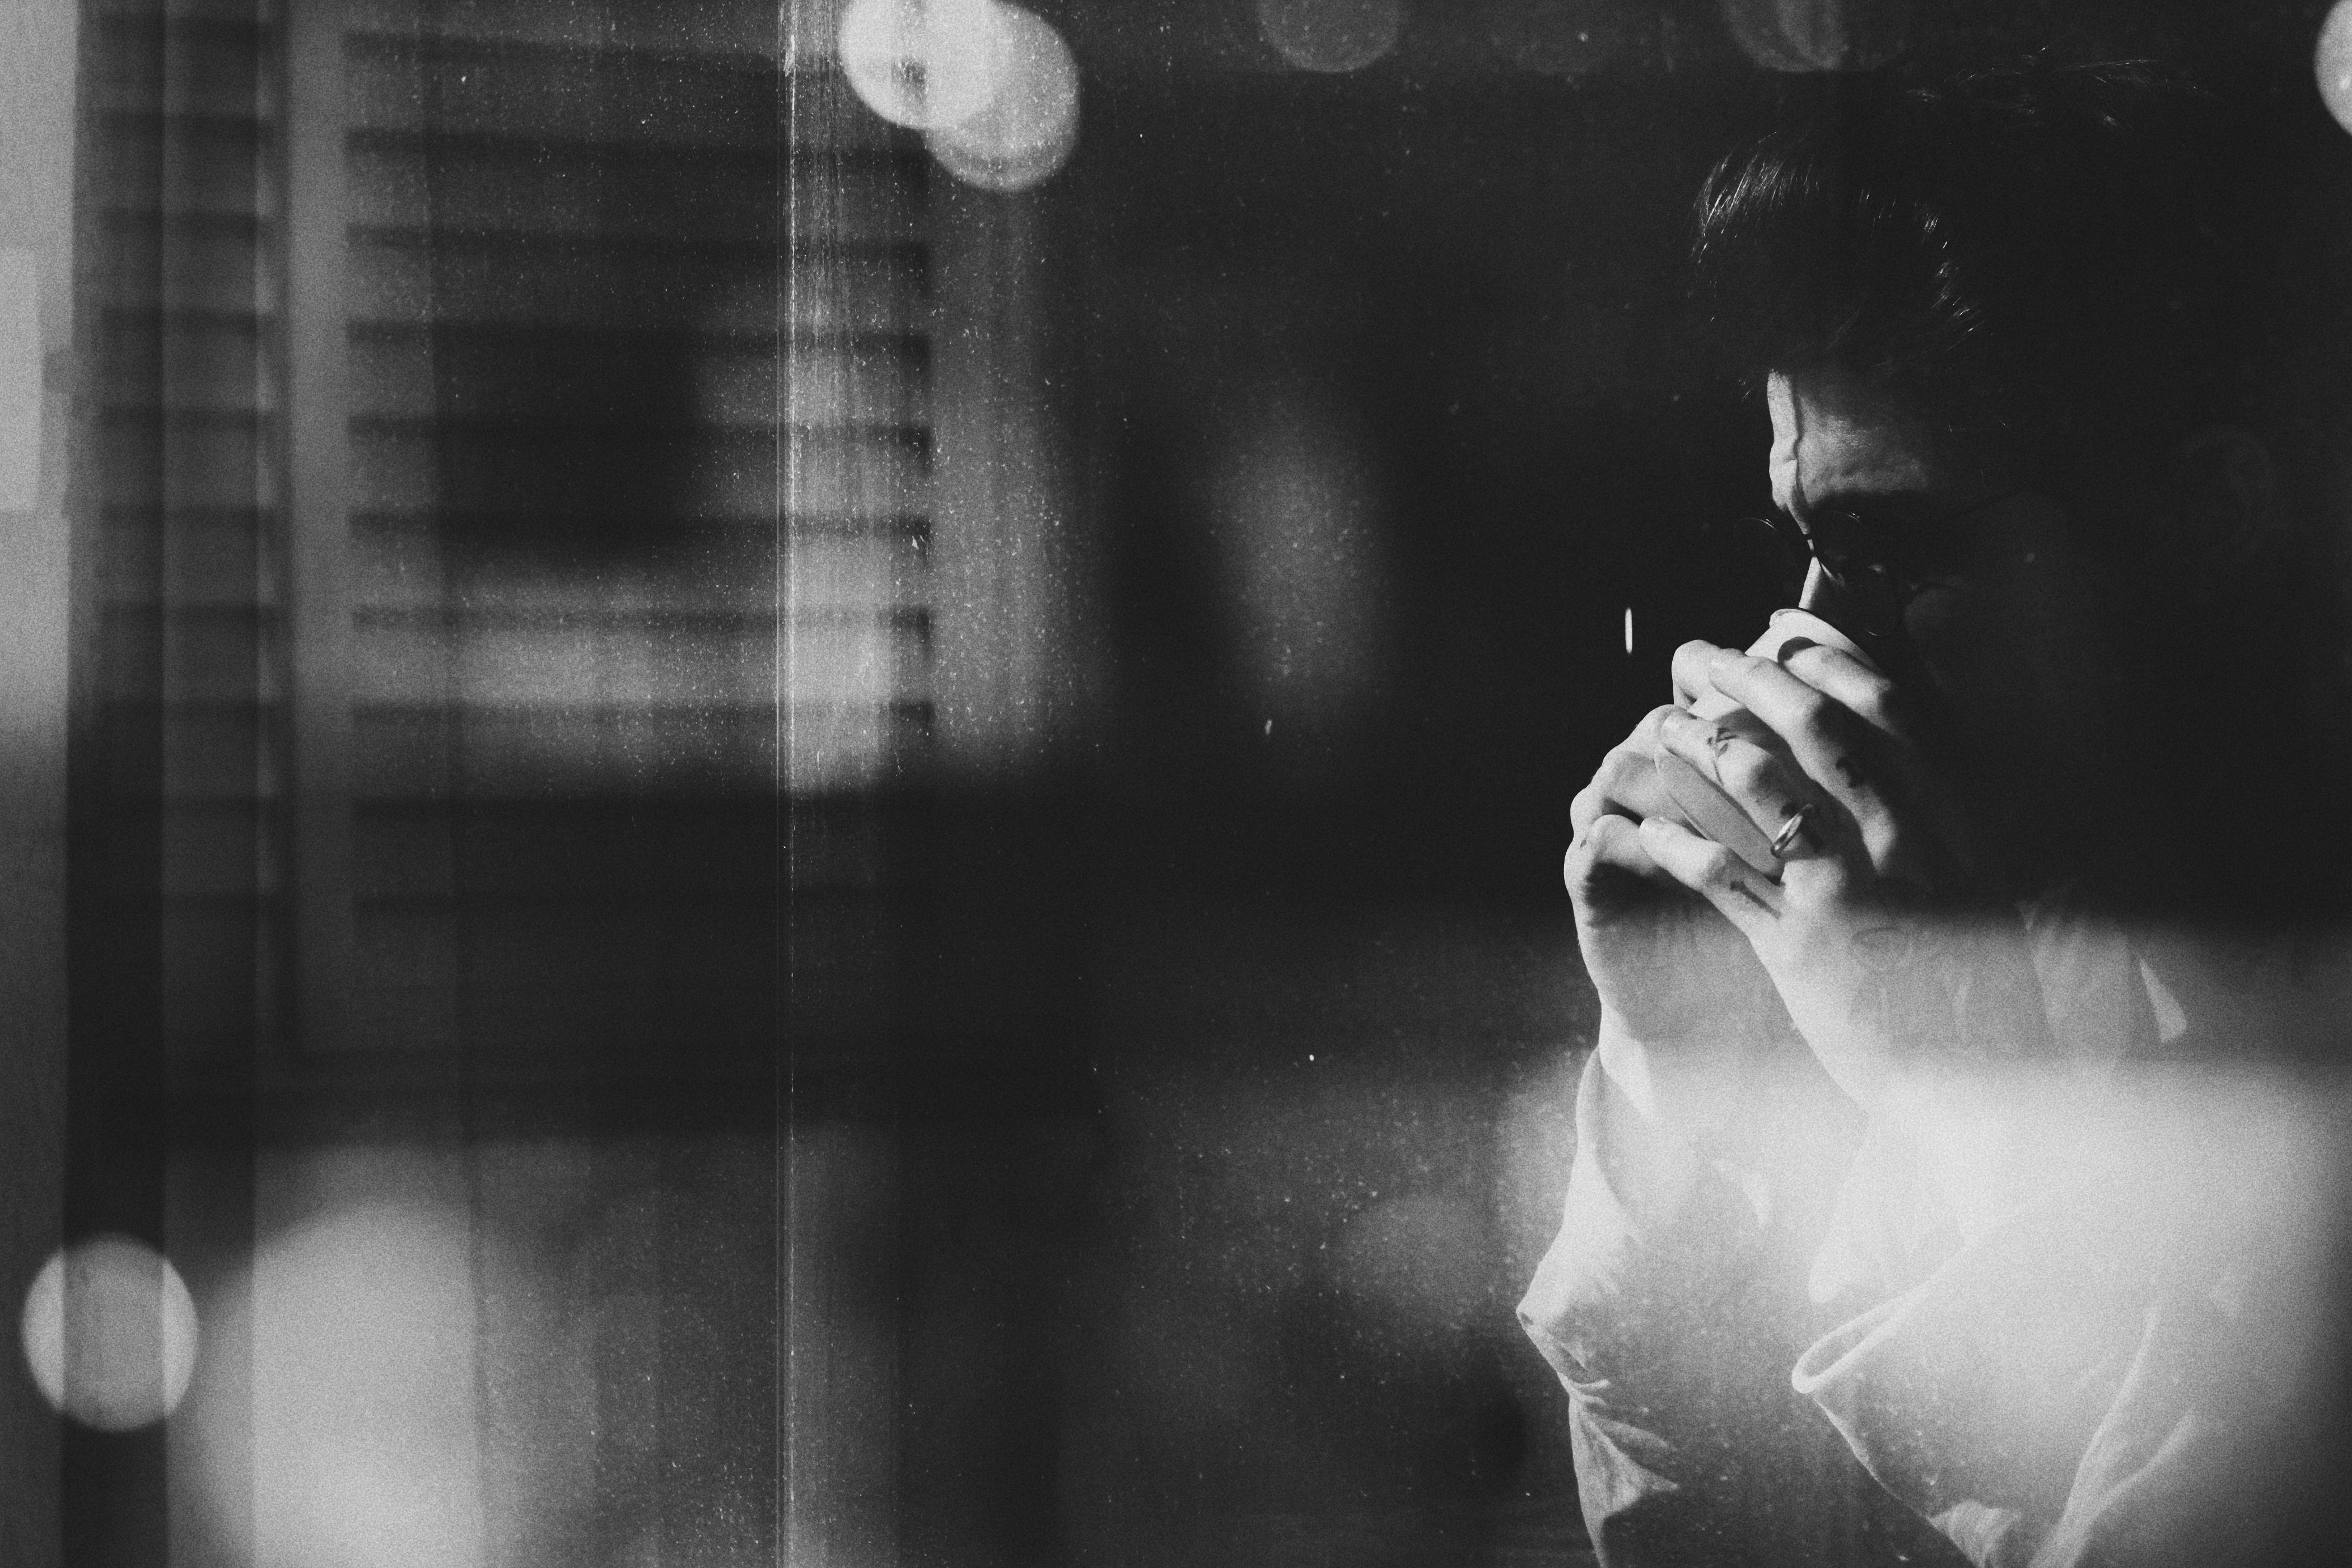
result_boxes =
[1746,488,2027,646]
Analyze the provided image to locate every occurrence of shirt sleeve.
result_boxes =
[1789,1068,2345,1568]
[1518,1042,1969,1567]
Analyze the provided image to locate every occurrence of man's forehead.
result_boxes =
[1766,371,1946,514]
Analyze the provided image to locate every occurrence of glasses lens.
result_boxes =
[1754,514,1810,599]
[1800,508,1869,576]
[1792,508,1914,638]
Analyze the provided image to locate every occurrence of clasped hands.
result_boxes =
[1567,637,2054,1124]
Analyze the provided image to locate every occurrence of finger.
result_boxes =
[1571,708,1685,833]
[1670,640,1731,711]
[1775,642,1918,743]
[1564,811,1678,907]
[1637,814,1785,930]
[1760,646,1982,882]
[1701,649,1919,874]
[1653,708,1825,855]
[1571,752,1663,836]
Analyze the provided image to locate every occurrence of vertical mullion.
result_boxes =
[285,0,352,1058]
[63,4,171,1559]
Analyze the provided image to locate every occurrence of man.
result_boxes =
[1519,60,2352,1567]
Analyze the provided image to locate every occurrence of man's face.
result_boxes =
[1763,370,2121,809]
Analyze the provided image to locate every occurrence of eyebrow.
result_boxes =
[1799,486,1947,515]
[1786,460,1950,521]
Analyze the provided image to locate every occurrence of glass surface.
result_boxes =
[27,3,2352,1565]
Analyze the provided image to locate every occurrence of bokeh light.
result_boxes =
[838,0,1011,130]
[926,4,1080,192]
[2319,2,2352,136]
[1720,0,1905,73]
[1485,0,1627,76]
[1257,0,1404,75]
[198,1203,488,1568]
[19,1235,199,1431]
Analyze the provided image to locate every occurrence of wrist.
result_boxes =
[1591,1009,1858,1236]
[1595,1006,1782,1151]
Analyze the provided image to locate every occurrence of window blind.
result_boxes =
[81,0,289,1072]
[298,0,937,1074]
[77,8,1044,1557]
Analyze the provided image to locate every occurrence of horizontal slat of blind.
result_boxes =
[97,606,282,704]
[348,231,923,330]
[346,517,922,612]
[347,32,886,150]
[346,330,927,426]
[95,412,272,506]
[101,506,283,608]
[347,139,911,241]
[99,312,273,412]
[95,212,279,310]
[350,0,785,58]
[347,612,925,704]
[346,425,926,518]
[88,15,274,115]
[91,0,276,23]
[94,114,277,217]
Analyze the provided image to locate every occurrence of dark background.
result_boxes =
[922,6,2352,1564]
[904,5,2352,1564]
[39,3,2352,1566]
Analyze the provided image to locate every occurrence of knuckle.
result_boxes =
[1693,842,1738,886]
[1565,812,1621,867]
[1600,741,1651,781]
[1789,865,1850,908]
[1850,687,1907,736]
[1780,641,1833,679]
[1585,813,1637,857]
[1718,745,1776,797]
[1788,690,1836,736]
[1566,817,1649,902]
[1860,820,1908,875]
[1565,836,1612,896]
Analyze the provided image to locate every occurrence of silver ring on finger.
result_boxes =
[1769,802,1819,860]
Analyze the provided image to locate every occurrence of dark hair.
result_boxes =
[1692,59,2248,535]
[1694,59,2352,922]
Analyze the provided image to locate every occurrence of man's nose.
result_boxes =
[1790,555,1922,688]
[1793,556,1908,648]
[1795,557,1844,617]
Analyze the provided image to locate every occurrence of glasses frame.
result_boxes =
[1750,487,2030,645]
